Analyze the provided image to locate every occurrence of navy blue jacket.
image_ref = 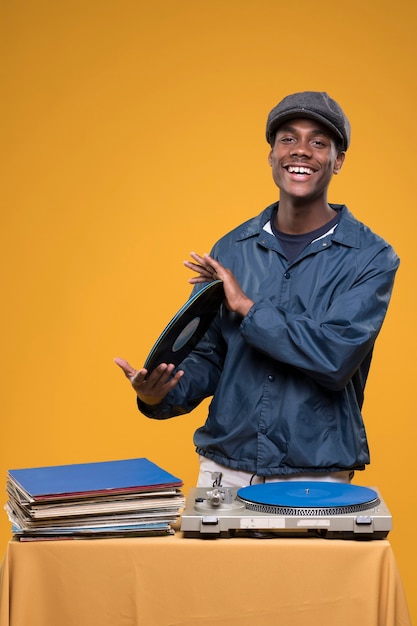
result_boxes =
[140,204,399,476]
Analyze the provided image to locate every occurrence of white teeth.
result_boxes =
[287,166,313,175]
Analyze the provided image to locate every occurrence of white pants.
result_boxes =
[197,455,354,488]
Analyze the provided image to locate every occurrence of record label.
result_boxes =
[172,318,201,352]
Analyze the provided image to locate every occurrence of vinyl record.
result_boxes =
[144,280,224,373]
[237,482,379,510]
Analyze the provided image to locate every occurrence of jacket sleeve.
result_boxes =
[239,245,399,391]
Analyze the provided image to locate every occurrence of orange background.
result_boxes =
[1,0,416,621]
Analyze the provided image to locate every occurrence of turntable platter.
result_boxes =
[237,482,380,516]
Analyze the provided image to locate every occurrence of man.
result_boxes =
[115,91,399,488]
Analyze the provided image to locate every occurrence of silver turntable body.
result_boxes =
[180,483,392,540]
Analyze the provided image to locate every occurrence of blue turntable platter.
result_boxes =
[237,482,379,514]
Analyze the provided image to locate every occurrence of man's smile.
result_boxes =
[284,165,315,176]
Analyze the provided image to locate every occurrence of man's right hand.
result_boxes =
[114,358,183,406]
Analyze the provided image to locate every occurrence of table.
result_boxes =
[0,533,411,626]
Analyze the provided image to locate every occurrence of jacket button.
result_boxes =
[284,271,290,279]
[268,375,275,382]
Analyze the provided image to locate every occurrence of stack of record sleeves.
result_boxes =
[5,457,184,541]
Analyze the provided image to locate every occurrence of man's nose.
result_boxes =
[291,140,312,157]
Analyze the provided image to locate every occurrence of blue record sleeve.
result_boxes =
[8,457,183,501]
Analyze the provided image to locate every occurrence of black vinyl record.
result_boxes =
[144,280,224,374]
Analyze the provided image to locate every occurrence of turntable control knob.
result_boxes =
[207,490,223,506]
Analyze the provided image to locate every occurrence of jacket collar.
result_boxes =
[236,203,360,249]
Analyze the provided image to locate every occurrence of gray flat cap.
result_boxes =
[266,91,350,151]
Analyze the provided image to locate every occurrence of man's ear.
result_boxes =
[333,151,346,174]
[268,149,273,166]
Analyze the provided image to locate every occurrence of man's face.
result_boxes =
[268,118,345,204]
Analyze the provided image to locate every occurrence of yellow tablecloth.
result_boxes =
[0,533,411,626]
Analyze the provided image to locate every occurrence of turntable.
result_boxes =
[180,482,392,540]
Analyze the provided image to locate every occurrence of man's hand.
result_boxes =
[184,252,254,317]
[114,358,183,405]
